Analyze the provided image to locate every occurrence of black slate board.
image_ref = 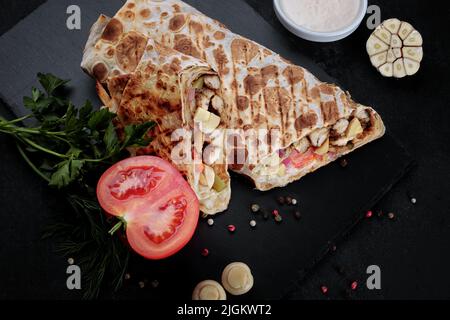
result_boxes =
[0,0,413,299]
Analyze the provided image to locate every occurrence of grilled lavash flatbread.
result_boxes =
[83,0,386,191]
[82,20,230,215]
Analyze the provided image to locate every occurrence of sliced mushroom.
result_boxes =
[221,262,254,296]
[333,118,350,136]
[294,137,311,154]
[204,75,221,90]
[309,128,329,147]
[192,280,227,300]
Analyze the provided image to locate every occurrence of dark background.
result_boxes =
[0,0,449,300]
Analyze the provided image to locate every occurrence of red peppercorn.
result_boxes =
[227,225,236,232]
[321,286,328,294]
[351,281,358,291]
[201,248,209,257]
[366,210,373,218]
[272,210,279,216]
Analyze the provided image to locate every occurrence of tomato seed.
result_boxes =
[277,196,286,205]
[151,280,159,288]
[285,197,293,205]
[227,225,236,232]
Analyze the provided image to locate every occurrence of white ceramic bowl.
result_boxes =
[274,0,368,42]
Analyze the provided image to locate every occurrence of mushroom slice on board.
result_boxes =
[366,19,423,78]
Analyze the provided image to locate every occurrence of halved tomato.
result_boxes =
[97,156,199,260]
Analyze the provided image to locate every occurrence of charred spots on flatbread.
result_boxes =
[295,112,318,131]
[309,86,321,100]
[237,96,249,111]
[231,39,259,65]
[203,35,214,49]
[172,4,181,12]
[107,47,117,59]
[213,46,230,75]
[282,66,304,86]
[169,14,187,32]
[214,31,226,40]
[244,75,264,96]
[120,10,135,21]
[174,34,201,59]
[321,101,339,124]
[189,21,203,34]
[126,2,135,9]
[161,12,169,18]
[319,84,335,96]
[139,9,151,19]
[101,18,123,43]
[263,87,279,116]
[115,32,147,73]
[261,65,279,83]
[92,62,108,82]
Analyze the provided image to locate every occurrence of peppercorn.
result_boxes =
[388,212,395,220]
[285,197,293,205]
[291,198,298,205]
[277,196,286,205]
[201,248,210,257]
[251,204,260,213]
[294,210,302,220]
[263,211,270,220]
[339,158,348,168]
[207,218,214,226]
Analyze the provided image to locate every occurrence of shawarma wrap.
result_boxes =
[83,0,385,191]
[82,18,230,214]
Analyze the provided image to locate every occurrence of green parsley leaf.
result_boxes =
[38,73,69,96]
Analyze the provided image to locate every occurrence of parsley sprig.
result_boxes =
[0,73,155,298]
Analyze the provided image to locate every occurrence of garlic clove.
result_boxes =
[383,18,402,34]
[393,59,407,78]
[379,63,393,77]
[399,21,414,40]
[390,34,403,48]
[366,35,389,56]
[402,46,423,62]
[404,30,423,46]
[404,58,421,76]
[370,51,388,68]
[386,49,396,63]
[374,27,392,45]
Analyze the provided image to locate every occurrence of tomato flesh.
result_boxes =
[288,149,318,168]
[97,156,199,260]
